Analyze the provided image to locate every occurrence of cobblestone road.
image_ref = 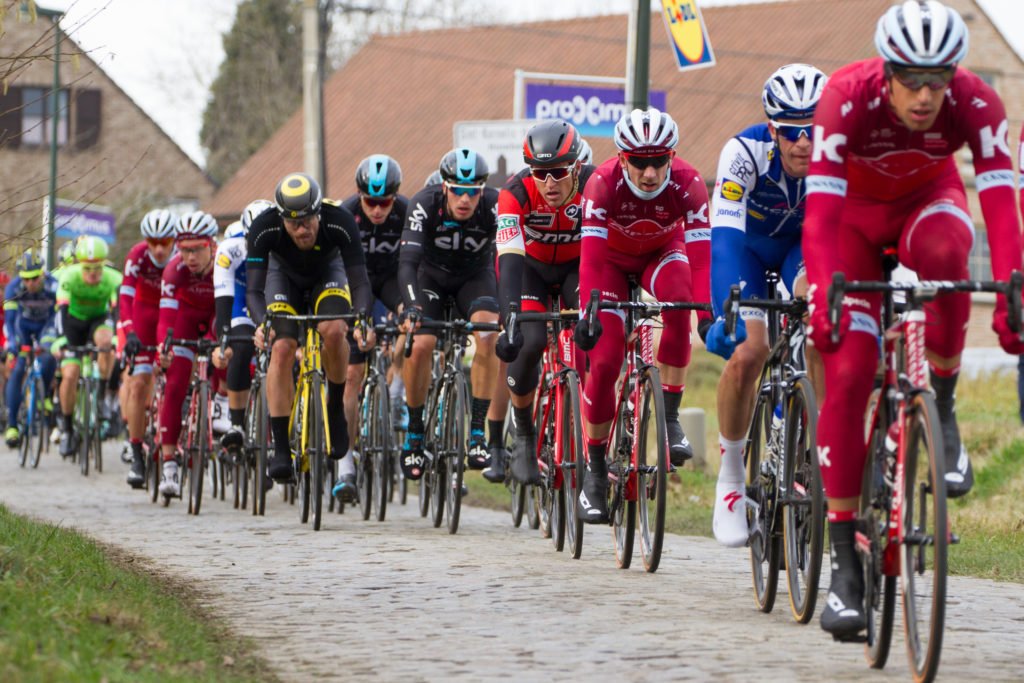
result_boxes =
[2,449,1021,682]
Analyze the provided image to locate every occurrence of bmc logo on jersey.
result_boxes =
[812,126,846,164]
[584,199,606,221]
[979,120,1010,159]
[719,180,744,202]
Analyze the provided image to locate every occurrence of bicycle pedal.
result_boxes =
[831,632,868,644]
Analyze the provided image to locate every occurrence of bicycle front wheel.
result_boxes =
[636,366,668,574]
[610,393,636,569]
[746,389,781,612]
[561,371,585,560]
[91,378,103,474]
[863,387,895,669]
[370,379,392,522]
[29,377,46,468]
[443,375,467,535]
[78,381,91,476]
[248,381,269,516]
[901,391,947,683]
[17,379,30,467]
[783,376,823,623]
[189,382,209,516]
[310,375,326,531]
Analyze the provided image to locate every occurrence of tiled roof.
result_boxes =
[207,0,897,218]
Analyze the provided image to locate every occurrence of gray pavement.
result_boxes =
[1,447,1021,682]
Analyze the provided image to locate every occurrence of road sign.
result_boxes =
[453,119,539,185]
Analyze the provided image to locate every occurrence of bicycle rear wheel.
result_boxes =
[248,381,269,516]
[746,390,781,612]
[311,375,326,531]
[610,394,636,569]
[561,371,585,560]
[783,376,823,623]
[901,392,947,683]
[637,367,668,573]
[443,375,467,535]
[863,387,896,669]
[189,383,209,516]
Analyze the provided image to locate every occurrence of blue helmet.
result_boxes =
[17,248,45,278]
[439,148,488,185]
[356,154,402,197]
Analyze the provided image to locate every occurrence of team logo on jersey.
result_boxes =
[812,127,847,164]
[216,254,231,269]
[728,153,754,182]
[979,120,1010,159]
[719,180,744,202]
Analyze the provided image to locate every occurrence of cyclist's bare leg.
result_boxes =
[792,274,825,401]
[716,321,769,439]
[59,362,80,421]
[126,372,154,440]
[268,337,298,418]
[94,327,114,380]
[344,362,365,452]
[469,310,499,401]
[402,334,435,409]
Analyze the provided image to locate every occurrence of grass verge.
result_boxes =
[0,504,277,683]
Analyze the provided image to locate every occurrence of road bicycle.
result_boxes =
[581,286,711,572]
[827,263,1022,683]
[409,302,500,535]
[14,343,52,468]
[243,342,271,516]
[355,321,398,522]
[67,344,106,476]
[507,300,586,558]
[723,274,822,623]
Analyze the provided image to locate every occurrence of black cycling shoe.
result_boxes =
[510,432,542,485]
[126,453,146,489]
[482,446,508,483]
[939,410,973,498]
[666,418,693,467]
[267,451,295,483]
[220,425,244,450]
[821,565,866,639]
[578,468,609,524]
[59,430,79,459]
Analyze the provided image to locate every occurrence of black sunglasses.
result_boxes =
[624,153,672,170]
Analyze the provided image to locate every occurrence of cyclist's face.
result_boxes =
[445,184,484,221]
[81,264,103,284]
[769,118,813,178]
[146,238,174,264]
[22,275,44,292]
[178,238,213,273]
[283,214,319,249]
[619,151,673,193]
[530,164,577,207]
[887,71,947,132]
[359,195,394,226]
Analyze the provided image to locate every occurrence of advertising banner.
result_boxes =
[661,0,716,71]
[524,84,667,138]
[51,198,116,244]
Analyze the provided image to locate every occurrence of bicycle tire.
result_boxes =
[561,371,585,560]
[444,374,467,534]
[637,366,668,573]
[311,374,326,531]
[783,375,823,623]
[91,377,103,474]
[358,380,376,521]
[611,391,636,569]
[149,437,160,504]
[252,381,269,516]
[29,377,46,468]
[371,379,392,522]
[78,379,90,477]
[536,386,563,550]
[189,382,209,516]
[17,379,30,467]
[863,387,896,669]
[746,389,781,612]
[901,392,947,683]
[428,384,445,528]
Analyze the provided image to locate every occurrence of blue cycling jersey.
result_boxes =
[3,275,58,349]
[709,123,807,318]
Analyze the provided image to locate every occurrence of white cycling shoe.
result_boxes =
[713,480,750,548]
[159,460,180,497]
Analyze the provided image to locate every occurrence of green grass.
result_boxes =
[467,358,1024,583]
[0,505,276,683]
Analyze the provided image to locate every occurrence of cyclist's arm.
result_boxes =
[495,187,527,321]
[710,139,755,318]
[118,250,139,336]
[245,226,272,325]
[682,171,712,322]
[398,190,432,310]
[3,281,19,350]
[213,242,240,337]
[55,270,72,337]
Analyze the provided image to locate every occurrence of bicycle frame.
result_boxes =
[290,324,330,472]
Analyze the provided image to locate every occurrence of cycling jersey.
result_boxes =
[4,275,58,346]
[710,123,807,317]
[56,264,121,323]
[245,200,371,324]
[398,186,499,310]
[213,234,252,334]
[341,193,408,278]
[119,241,170,336]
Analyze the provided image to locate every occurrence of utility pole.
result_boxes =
[625,0,651,111]
[302,0,324,185]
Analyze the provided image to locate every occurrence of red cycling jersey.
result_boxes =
[119,241,167,335]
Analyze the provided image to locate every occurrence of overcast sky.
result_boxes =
[45,0,1024,167]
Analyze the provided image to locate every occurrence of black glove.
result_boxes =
[495,317,523,363]
[124,331,142,357]
[573,316,603,351]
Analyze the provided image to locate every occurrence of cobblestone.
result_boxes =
[2,449,1022,681]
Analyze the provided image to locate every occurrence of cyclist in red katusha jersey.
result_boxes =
[119,209,177,489]
[804,0,1024,639]
[493,119,595,485]
[155,211,219,499]
[574,107,711,524]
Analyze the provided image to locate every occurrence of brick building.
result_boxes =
[208,0,1023,348]
[0,12,216,269]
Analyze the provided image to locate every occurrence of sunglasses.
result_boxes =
[771,121,813,142]
[361,195,395,209]
[178,244,210,256]
[530,164,575,182]
[624,153,672,170]
[890,66,955,91]
[446,184,484,197]
[146,237,174,248]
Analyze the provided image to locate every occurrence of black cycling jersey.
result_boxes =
[398,185,499,309]
[245,200,371,323]
[340,193,408,278]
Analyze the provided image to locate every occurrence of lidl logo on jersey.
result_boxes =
[719,180,744,202]
[216,254,231,269]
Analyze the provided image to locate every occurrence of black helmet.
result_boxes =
[439,148,489,185]
[424,170,443,188]
[523,119,582,166]
[275,172,322,219]
[355,154,402,197]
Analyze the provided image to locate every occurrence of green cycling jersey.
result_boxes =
[56,263,122,320]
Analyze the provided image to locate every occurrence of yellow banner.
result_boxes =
[661,0,716,71]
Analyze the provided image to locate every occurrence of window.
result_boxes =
[20,86,68,147]
[968,226,990,281]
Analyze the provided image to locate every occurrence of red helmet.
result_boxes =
[523,119,582,167]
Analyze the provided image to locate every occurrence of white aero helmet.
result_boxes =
[240,199,275,233]
[224,221,246,240]
[762,64,828,120]
[613,108,679,155]
[140,208,177,239]
[875,1,968,67]
[175,210,218,240]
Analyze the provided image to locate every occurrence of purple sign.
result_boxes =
[524,84,668,138]
[53,199,116,244]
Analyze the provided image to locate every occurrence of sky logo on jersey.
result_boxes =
[719,180,744,202]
